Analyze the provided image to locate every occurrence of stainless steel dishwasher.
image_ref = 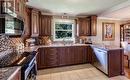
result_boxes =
[92,47,108,74]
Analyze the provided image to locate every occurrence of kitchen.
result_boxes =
[0,0,130,80]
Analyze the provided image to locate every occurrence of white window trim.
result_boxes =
[53,19,75,41]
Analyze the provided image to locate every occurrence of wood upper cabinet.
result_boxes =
[15,0,26,17]
[23,7,31,36]
[90,16,97,36]
[78,16,97,36]
[40,15,52,36]
[31,9,40,37]
[78,18,90,36]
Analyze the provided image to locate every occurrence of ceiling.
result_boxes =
[27,0,130,20]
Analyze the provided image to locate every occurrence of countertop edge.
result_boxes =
[24,44,90,52]
[90,45,123,51]
[7,66,21,80]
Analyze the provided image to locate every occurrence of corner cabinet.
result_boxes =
[31,9,40,37]
[78,18,90,36]
[77,16,97,36]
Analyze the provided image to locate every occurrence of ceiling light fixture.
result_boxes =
[61,13,69,19]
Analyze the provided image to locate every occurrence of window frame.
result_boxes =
[53,19,75,41]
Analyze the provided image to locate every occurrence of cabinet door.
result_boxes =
[86,46,92,63]
[73,46,86,64]
[15,0,25,17]
[68,47,75,65]
[38,48,45,69]
[90,16,97,36]
[44,47,58,68]
[78,19,84,35]
[40,15,52,36]
[15,0,19,13]
[58,47,70,66]
[31,9,39,37]
[78,18,90,36]
[24,7,31,36]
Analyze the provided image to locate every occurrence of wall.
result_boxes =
[46,16,122,46]
[90,18,121,46]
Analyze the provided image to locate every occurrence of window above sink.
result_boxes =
[53,19,75,41]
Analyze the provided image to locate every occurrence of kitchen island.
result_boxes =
[91,45,124,77]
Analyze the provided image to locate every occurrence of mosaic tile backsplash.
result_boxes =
[0,34,18,67]
[0,35,12,52]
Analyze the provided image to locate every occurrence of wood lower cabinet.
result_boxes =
[37,46,91,69]
[44,47,58,68]
[58,47,70,66]
[37,50,41,69]
[38,47,58,68]
[87,46,93,63]
[108,49,124,77]
[73,46,87,64]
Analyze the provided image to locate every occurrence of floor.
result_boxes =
[37,64,129,80]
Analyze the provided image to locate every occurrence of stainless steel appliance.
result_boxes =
[92,47,108,74]
[10,51,37,80]
[0,1,24,37]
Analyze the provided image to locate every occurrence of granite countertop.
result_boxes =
[91,44,123,51]
[24,43,90,52]
[0,66,21,80]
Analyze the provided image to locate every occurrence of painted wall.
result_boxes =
[90,18,121,46]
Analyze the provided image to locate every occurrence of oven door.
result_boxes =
[26,64,37,80]
[24,57,37,80]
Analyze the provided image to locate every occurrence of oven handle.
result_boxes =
[24,63,35,80]
[29,57,36,67]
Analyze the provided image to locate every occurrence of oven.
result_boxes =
[22,54,37,80]
[12,51,37,80]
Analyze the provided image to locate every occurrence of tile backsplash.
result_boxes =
[0,34,19,67]
[0,35,13,52]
